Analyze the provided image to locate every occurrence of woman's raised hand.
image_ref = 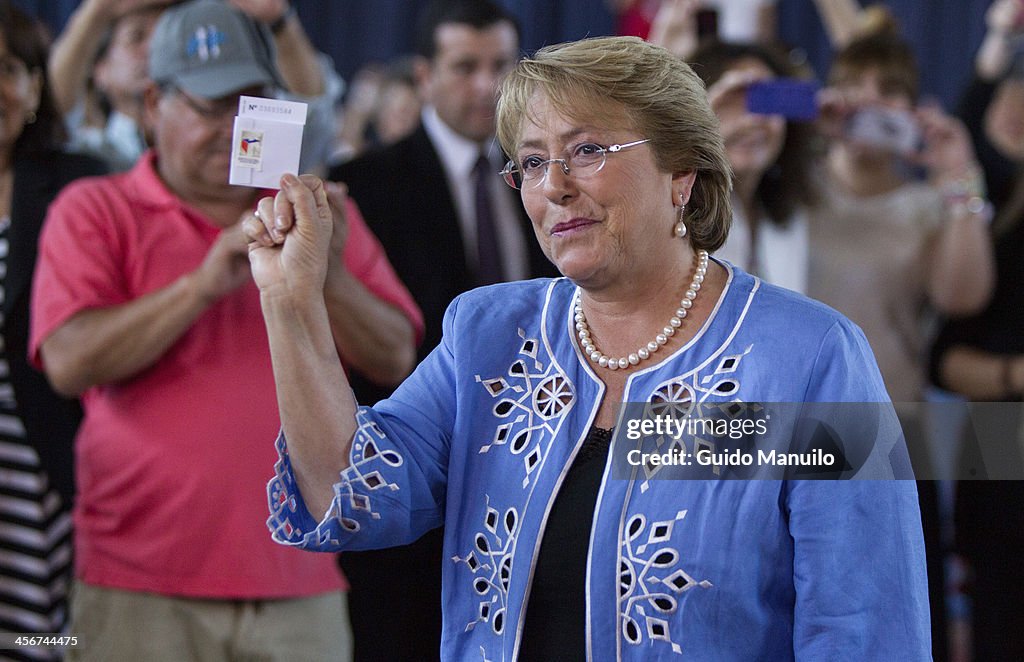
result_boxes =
[648,0,700,60]
[244,173,335,301]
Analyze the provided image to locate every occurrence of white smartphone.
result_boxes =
[845,107,921,154]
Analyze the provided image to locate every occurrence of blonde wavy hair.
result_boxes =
[496,36,734,252]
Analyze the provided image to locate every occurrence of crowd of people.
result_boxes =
[0,0,1020,659]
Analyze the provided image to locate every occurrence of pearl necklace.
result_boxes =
[575,249,709,371]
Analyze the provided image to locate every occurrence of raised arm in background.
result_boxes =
[811,0,866,49]
[915,106,996,316]
[228,0,324,96]
[47,0,169,115]
[975,0,1024,81]
[647,0,700,60]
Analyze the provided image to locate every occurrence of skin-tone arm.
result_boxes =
[333,66,385,161]
[47,0,168,115]
[228,0,324,96]
[941,346,1024,401]
[259,182,416,386]
[648,0,777,57]
[246,174,358,518]
[914,107,995,316]
[40,223,252,397]
[755,2,778,45]
[647,0,700,61]
[810,0,864,49]
[926,204,994,316]
[976,0,1024,81]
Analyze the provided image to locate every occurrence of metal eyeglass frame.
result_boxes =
[499,138,651,189]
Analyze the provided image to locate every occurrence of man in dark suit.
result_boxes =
[329,1,554,658]
[334,3,551,369]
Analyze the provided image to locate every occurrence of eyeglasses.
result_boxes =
[500,138,651,189]
[169,86,261,122]
[171,87,237,121]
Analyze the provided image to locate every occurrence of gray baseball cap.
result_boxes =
[148,0,284,99]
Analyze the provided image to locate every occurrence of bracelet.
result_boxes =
[947,196,995,224]
[269,5,295,35]
[941,167,993,223]
[940,167,986,200]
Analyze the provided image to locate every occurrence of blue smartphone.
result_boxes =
[745,79,820,121]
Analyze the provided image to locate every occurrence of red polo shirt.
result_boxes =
[30,151,422,598]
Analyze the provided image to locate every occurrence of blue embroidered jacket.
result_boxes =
[267,265,931,661]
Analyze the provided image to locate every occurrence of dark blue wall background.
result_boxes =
[9,0,995,112]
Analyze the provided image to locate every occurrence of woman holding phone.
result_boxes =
[808,23,994,661]
[809,24,992,409]
[690,40,819,293]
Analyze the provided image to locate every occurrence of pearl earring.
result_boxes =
[674,203,687,238]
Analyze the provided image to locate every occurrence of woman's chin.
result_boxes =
[554,260,611,290]
[550,251,602,283]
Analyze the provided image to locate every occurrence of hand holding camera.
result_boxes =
[711,72,968,173]
[844,106,921,155]
[911,106,983,188]
[815,86,922,156]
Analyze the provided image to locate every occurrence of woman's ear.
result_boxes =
[672,170,697,206]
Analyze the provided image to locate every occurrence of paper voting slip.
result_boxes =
[229,96,307,189]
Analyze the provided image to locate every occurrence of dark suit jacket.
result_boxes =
[8,151,107,506]
[330,125,555,403]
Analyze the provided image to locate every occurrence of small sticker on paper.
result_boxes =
[236,129,264,168]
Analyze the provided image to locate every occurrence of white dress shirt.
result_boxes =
[421,106,529,281]
[714,203,809,294]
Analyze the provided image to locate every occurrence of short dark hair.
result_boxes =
[414,0,520,60]
[829,31,919,103]
[0,2,65,156]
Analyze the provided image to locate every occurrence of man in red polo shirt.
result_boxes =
[29,1,422,659]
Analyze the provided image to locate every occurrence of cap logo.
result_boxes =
[186,25,226,62]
